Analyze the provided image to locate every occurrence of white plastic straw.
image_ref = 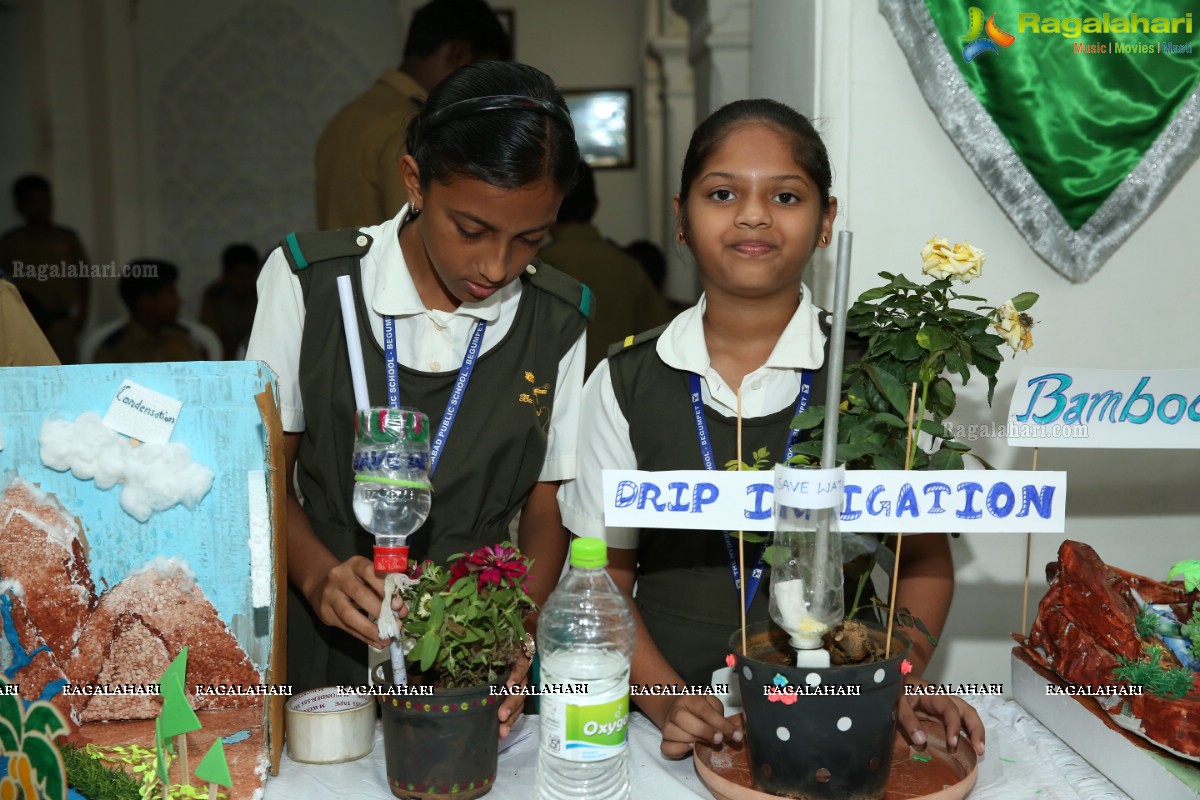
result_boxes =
[337,274,407,685]
[336,275,370,412]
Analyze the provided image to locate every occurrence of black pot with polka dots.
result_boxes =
[730,620,910,799]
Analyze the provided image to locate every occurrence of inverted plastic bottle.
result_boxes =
[535,538,635,800]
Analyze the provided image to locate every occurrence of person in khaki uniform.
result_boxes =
[539,160,672,375]
[314,0,511,230]
[0,175,90,363]
[93,260,207,364]
[0,278,60,366]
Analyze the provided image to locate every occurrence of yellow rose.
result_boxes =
[920,236,985,283]
[993,300,1035,352]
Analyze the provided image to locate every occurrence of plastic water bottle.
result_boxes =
[350,407,432,572]
[535,538,636,800]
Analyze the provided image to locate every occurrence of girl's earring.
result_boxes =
[820,234,828,245]
[676,231,686,244]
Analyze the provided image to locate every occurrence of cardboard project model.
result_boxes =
[0,362,286,799]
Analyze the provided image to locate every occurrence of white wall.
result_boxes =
[816,2,1200,689]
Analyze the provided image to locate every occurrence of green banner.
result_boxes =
[881,1,1200,281]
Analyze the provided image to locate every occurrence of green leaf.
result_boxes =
[873,412,909,429]
[891,330,923,361]
[1167,560,1200,592]
[929,377,956,417]
[791,405,825,430]
[863,364,912,417]
[1010,292,1039,312]
[916,325,953,351]
[856,285,895,302]
[23,703,68,739]
[416,631,442,672]
[889,273,920,290]
[23,730,68,800]
[928,447,964,470]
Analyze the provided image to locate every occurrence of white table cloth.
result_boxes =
[264,696,1130,799]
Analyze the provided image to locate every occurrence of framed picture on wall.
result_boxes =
[561,88,634,169]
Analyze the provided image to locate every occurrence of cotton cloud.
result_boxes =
[39,412,214,522]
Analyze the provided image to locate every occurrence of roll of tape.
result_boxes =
[285,688,375,764]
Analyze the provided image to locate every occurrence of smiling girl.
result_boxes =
[247,63,589,731]
[560,99,984,759]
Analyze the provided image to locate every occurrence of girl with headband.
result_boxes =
[247,62,588,735]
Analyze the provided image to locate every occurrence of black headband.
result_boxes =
[415,94,574,142]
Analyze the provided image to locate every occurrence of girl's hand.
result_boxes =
[309,555,394,648]
[897,686,986,757]
[660,695,743,759]
[499,652,533,739]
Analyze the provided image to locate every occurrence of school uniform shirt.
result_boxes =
[560,289,825,548]
[248,207,583,481]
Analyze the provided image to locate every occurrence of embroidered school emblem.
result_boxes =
[518,371,551,434]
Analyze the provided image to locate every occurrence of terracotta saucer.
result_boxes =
[695,717,978,800]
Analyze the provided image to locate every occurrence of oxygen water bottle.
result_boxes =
[535,538,636,800]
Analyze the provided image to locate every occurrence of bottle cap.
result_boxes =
[570,537,607,569]
[374,545,409,573]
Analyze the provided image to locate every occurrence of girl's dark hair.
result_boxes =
[678,99,832,225]
[406,62,578,192]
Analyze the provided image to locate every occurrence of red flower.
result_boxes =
[449,543,528,589]
[725,653,737,668]
[766,687,798,705]
[900,659,913,676]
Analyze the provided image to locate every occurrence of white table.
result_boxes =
[265,697,1131,799]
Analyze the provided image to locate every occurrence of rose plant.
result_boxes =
[791,235,1039,472]
[398,541,536,689]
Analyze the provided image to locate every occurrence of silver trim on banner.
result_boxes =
[878,0,1200,283]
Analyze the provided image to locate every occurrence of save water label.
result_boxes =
[539,684,629,762]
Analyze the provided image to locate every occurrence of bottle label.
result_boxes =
[374,546,408,573]
[539,685,629,762]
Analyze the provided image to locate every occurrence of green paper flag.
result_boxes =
[155,715,170,785]
[194,739,233,789]
[161,646,189,697]
[880,0,1200,282]
[159,674,201,739]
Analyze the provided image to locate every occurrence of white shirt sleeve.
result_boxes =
[558,359,640,548]
[539,328,586,481]
[245,248,307,432]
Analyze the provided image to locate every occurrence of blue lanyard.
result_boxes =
[687,370,812,612]
[383,315,486,475]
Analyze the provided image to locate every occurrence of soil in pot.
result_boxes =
[730,620,910,800]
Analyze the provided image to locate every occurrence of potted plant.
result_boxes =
[733,237,1038,799]
[375,541,536,800]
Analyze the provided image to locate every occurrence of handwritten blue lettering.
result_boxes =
[986,483,1015,518]
[896,484,919,517]
[745,483,772,520]
[923,482,951,513]
[955,482,983,520]
[1119,376,1154,424]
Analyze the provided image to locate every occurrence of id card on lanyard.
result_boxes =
[687,371,812,612]
[383,315,486,476]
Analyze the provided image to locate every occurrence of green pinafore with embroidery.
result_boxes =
[280,228,591,691]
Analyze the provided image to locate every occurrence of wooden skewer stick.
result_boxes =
[885,382,920,659]
[737,387,748,657]
[1021,447,1040,634]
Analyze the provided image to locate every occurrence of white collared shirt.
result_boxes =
[246,207,585,481]
[558,289,825,547]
